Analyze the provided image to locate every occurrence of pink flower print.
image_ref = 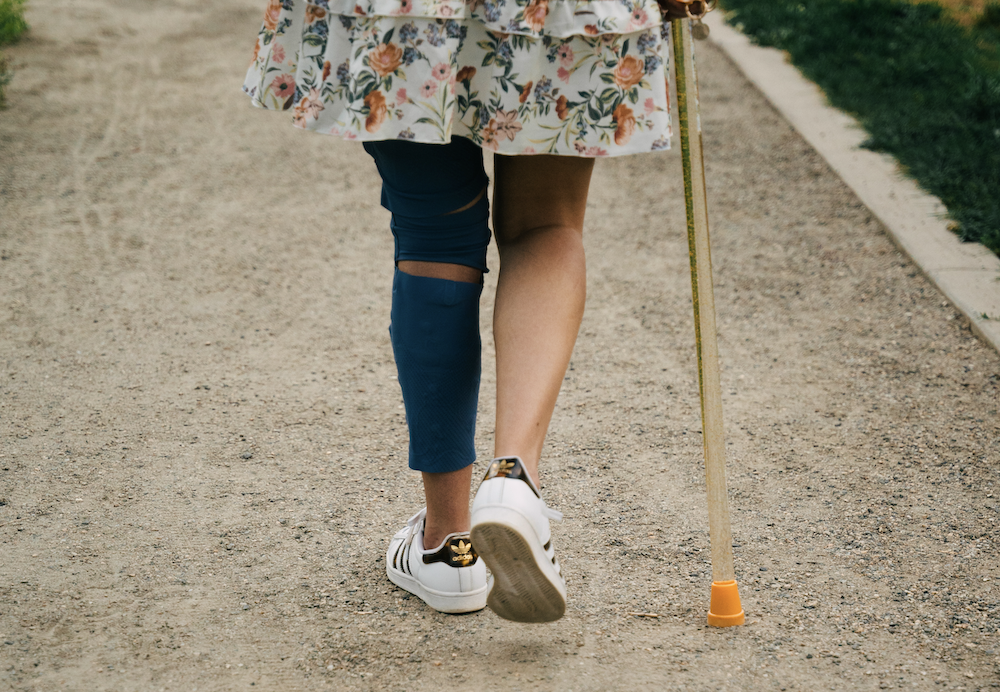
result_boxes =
[302,88,324,118]
[628,8,649,29]
[575,142,608,156]
[556,45,574,68]
[557,67,570,83]
[269,73,296,100]
[392,0,413,13]
[420,80,438,98]
[271,43,286,64]
[292,88,324,126]
[439,4,453,15]
[492,109,522,142]
[396,88,408,105]
[431,63,452,81]
[522,147,537,154]
[481,124,500,152]
[644,97,656,115]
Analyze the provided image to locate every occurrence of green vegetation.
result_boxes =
[0,0,28,108]
[721,0,1000,255]
[978,2,1000,30]
[0,0,27,44]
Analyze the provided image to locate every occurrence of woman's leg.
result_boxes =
[396,198,486,547]
[491,155,596,486]
[364,138,492,551]
[471,157,593,623]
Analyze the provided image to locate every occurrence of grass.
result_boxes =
[0,0,28,108]
[919,0,992,25]
[720,0,1000,255]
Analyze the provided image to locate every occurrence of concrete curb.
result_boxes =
[705,12,1000,352]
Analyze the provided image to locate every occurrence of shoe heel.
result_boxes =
[471,507,566,623]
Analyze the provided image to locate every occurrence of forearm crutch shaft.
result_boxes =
[671,12,745,628]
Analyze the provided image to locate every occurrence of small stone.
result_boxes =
[241,603,249,610]
[241,452,253,460]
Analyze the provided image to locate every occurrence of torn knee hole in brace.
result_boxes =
[389,182,492,275]
[442,186,487,216]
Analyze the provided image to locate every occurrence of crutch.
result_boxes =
[671,3,745,627]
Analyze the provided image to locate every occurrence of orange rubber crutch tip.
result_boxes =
[707,580,745,627]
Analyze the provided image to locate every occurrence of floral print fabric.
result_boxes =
[243,0,674,156]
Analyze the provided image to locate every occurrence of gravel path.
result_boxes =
[2,2,999,690]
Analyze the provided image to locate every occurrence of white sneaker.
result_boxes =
[385,508,488,614]
[470,456,566,623]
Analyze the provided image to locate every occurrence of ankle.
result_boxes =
[420,466,474,549]
[422,518,470,551]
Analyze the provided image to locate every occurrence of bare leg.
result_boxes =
[491,155,595,486]
[421,465,474,548]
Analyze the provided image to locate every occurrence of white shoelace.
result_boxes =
[404,507,427,547]
[541,504,563,522]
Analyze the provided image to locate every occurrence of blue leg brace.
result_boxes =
[390,269,483,474]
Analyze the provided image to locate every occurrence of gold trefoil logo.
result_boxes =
[496,459,516,477]
[450,540,474,566]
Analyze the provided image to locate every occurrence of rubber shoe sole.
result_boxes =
[471,506,566,623]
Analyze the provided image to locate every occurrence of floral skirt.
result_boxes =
[242,0,674,157]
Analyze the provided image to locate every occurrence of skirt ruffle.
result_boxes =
[243,0,673,156]
[314,0,664,38]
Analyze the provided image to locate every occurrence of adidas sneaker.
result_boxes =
[386,508,488,614]
[470,456,566,623]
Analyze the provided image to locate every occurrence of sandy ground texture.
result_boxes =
[2,1,1000,690]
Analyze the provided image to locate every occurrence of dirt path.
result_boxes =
[2,1,999,690]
